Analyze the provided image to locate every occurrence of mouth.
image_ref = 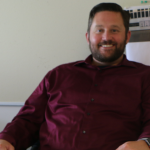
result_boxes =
[98,44,116,48]
[101,45,114,48]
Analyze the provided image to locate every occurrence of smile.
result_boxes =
[101,45,113,47]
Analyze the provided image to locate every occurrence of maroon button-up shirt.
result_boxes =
[1,55,150,150]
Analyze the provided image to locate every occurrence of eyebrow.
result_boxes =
[95,25,103,28]
[95,25,121,29]
[111,25,121,29]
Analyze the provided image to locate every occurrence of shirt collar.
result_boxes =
[119,55,137,68]
[73,55,92,66]
[74,54,137,68]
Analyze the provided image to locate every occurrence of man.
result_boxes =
[0,2,150,150]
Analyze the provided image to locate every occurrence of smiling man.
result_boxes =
[0,2,150,150]
[86,3,131,67]
[86,11,131,66]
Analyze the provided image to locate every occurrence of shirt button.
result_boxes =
[83,130,86,134]
[91,98,94,102]
[87,112,90,116]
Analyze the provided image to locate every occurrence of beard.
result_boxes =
[89,39,126,63]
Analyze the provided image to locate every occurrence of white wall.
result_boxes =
[0,106,21,132]
[0,0,145,104]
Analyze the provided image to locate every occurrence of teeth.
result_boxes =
[102,45,113,47]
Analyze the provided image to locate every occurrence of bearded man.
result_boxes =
[0,3,150,150]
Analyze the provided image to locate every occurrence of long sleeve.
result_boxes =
[0,74,49,149]
[138,69,150,139]
[1,55,150,150]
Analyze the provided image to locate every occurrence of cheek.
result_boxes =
[90,34,101,44]
[117,39,125,45]
[115,34,126,44]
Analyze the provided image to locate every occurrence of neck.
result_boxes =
[92,55,124,66]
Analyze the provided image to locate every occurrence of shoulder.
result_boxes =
[129,61,150,83]
[45,60,84,77]
[130,60,150,71]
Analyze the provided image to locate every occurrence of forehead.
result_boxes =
[91,11,124,28]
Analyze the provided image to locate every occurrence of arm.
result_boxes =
[0,72,50,149]
[116,69,150,150]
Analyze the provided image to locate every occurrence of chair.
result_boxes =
[27,141,40,150]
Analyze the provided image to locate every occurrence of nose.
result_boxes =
[101,31,112,41]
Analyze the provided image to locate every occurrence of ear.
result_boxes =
[126,31,131,44]
[85,32,90,45]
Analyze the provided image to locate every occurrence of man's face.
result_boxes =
[86,11,131,63]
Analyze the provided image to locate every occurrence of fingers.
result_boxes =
[0,139,14,150]
[116,140,150,150]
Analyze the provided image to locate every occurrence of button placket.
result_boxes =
[80,71,100,136]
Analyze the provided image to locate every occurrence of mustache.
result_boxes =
[98,40,117,46]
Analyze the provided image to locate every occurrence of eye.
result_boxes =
[96,29,103,33]
[98,29,102,32]
[112,29,118,33]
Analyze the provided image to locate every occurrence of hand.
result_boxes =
[0,139,14,150]
[116,140,150,150]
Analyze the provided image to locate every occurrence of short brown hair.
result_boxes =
[87,3,130,34]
